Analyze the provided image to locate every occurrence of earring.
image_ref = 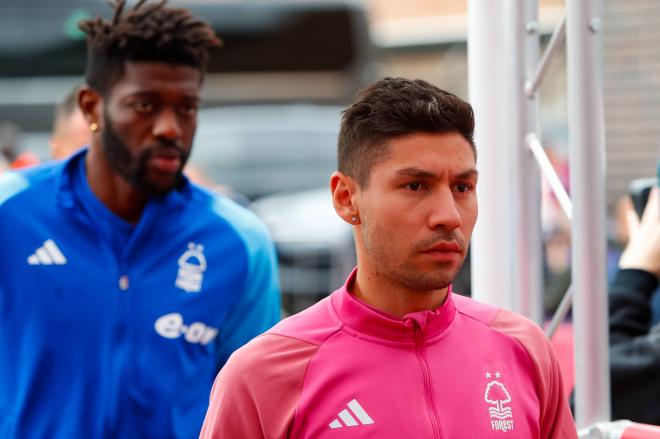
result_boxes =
[90,122,98,132]
[351,216,358,223]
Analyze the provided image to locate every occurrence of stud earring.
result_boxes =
[90,122,98,132]
[351,216,358,223]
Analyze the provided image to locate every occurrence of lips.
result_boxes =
[148,148,183,174]
[423,241,462,253]
[150,155,181,173]
[420,241,463,263]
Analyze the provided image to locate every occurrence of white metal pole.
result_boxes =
[527,133,573,220]
[468,0,515,310]
[517,0,543,324]
[501,0,543,323]
[525,12,566,98]
[566,0,610,428]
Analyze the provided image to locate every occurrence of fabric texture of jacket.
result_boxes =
[201,269,577,438]
[0,150,281,438]
[609,268,660,425]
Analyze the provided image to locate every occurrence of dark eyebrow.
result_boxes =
[394,167,438,179]
[124,91,200,103]
[394,167,479,180]
[456,169,479,180]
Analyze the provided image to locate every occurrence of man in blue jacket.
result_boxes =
[0,1,280,437]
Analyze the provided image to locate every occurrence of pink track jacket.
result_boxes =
[201,270,577,438]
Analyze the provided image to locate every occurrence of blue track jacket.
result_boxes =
[0,150,281,438]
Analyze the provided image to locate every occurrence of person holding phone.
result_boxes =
[609,184,660,425]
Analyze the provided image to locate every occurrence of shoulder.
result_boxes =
[225,332,321,381]
[188,184,273,247]
[453,294,555,368]
[203,333,320,438]
[452,293,501,324]
[269,295,342,345]
[0,162,61,210]
[454,296,577,436]
[216,333,320,415]
[489,307,555,366]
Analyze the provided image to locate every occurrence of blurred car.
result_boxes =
[190,104,356,313]
[251,188,355,313]
[191,104,343,201]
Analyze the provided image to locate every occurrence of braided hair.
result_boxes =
[79,0,221,94]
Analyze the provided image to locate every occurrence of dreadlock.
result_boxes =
[79,0,222,95]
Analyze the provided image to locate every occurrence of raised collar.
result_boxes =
[330,268,457,345]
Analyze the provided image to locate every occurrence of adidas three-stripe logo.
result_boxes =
[328,399,375,429]
[27,240,67,265]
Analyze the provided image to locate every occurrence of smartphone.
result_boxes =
[629,175,658,218]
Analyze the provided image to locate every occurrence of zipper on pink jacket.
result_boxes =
[413,321,443,439]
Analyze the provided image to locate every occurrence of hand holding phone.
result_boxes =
[629,177,658,219]
[619,186,660,277]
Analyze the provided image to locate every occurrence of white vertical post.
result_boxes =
[566,0,610,428]
[468,0,515,310]
[505,0,544,324]
[521,1,544,325]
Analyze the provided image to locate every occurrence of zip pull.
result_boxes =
[404,317,424,346]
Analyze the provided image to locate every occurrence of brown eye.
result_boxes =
[454,183,474,193]
[179,103,198,117]
[132,100,155,113]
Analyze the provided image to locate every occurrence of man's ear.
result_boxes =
[78,86,102,130]
[330,171,361,225]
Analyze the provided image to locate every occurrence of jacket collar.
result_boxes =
[330,267,457,345]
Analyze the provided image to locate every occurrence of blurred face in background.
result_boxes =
[50,106,92,160]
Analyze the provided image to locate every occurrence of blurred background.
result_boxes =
[1,0,658,315]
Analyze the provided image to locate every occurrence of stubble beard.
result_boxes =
[361,219,465,293]
[101,113,188,196]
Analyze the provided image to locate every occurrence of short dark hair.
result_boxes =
[338,77,476,188]
[79,0,222,95]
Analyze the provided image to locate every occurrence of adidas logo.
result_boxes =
[328,399,374,429]
[27,239,67,265]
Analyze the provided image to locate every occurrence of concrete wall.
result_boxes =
[603,0,660,210]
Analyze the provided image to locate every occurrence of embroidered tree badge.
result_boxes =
[175,242,207,293]
[484,381,513,419]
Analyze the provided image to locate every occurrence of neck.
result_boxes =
[352,268,449,319]
[85,146,146,224]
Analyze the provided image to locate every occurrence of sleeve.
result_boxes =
[215,224,281,368]
[199,334,319,439]
[609,269,658,343]
[536,334,578,439]
[0,171,29,206]
[491,309,578,439]
[608,269,660,424]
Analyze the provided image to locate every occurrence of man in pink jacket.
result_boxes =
[200,77,578,438]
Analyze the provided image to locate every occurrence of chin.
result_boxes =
[396,271,454,292]
[424,267,461,289]
[140,173,183,195]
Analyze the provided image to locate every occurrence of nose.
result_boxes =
[428,187,462,231]
[153,108,182,141]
